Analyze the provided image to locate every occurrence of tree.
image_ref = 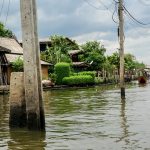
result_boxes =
[0,22,13,38]
[108,51,146,73]
[103,57,116,74]
[134,61,145,70]
[41,35,79,64]
[107,52,120,71]
[80,41,106,70]
[124,53,136,71]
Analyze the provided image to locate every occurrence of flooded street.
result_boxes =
[0,83,150,149]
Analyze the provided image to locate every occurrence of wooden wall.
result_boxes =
[7,65,49,85]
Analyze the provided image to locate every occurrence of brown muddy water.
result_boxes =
[0,83,150,150]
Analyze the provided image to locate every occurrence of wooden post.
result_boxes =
[20,0,45,130]
[118,0,125,99]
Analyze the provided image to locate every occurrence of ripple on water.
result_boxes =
[1,84,150,149]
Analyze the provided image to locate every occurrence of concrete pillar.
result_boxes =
[32,0,45,130]
[9,72,26,128]
[20,0,45,130]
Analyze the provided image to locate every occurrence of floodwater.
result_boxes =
[0,83,150,150]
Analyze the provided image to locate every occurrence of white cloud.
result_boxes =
[1,0,150,64]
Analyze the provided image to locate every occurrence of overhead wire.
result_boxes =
[123,5,150,26]
[112,1,118,24]
[0,0,5,20]
[5,0,11,26]
[84,0,119,24]
[83,0,108,10]
[97,0,113,10]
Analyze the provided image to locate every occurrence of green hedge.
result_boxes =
[54,62,70,85]
[78,71,96,79]
[62,75,95,86]
[72,71,96,79]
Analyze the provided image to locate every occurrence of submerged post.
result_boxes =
[20,0,45,130]
[118,0,125,99]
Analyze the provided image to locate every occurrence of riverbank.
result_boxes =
[0,80,138,94]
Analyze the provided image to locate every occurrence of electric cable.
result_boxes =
[5,0,11,26]
[0,0,5,20]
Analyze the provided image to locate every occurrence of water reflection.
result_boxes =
[44,88,108,116]
[117,99,129,143]
[8,130,46,150]
[117,98,141,150]
[1,84,150,149]
[0,95,9,119]
[0,95,9,129]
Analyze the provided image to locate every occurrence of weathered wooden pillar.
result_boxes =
[20,0,45,130]
[9,72,26,128]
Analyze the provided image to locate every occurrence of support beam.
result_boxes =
[118,0,125,99]
[20,0,45,130]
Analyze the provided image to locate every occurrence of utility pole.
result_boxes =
[20,0,45,130]
[118,0,125,99]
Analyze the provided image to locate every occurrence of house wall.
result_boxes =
[7,66,12,85]
[7,65,49,85]
[41,65,49,80]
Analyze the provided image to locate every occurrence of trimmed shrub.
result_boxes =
[78,71,96,79]
[62,75,95,86]
[54,62,70,85]
[71,71,96,79]
[95,77,104,84]
[49,73,57,83]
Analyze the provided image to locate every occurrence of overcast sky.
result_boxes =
[0,0,150,64]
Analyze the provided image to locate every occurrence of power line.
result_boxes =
[84,0,108,10]
[84,0,119,24]
[5,0,11,26]
[112,1,118,24]
[97,0,113,10]
[0,0,5,20]
[123,5,150,26]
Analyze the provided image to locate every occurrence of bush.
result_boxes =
[71,71,96,80]
[95,77,104,84]
[12,56,24,72]
[49,73,57,83]
[62,75,95,86]
[54,62,70,85]
[78,71,96,79]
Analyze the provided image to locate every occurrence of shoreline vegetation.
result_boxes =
[0,78,138,94]
[0,23,147,90]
